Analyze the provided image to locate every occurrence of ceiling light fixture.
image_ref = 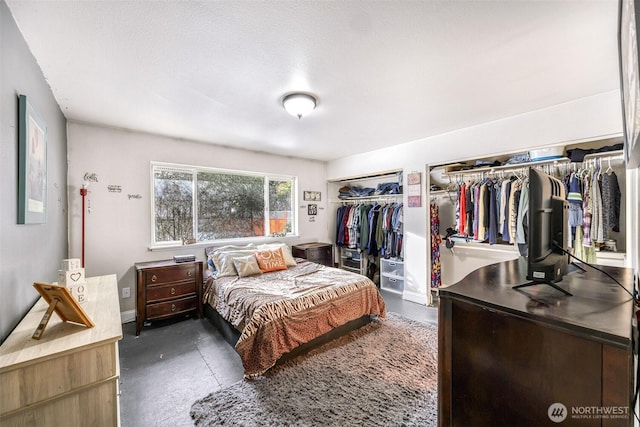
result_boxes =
[282,93,317,119]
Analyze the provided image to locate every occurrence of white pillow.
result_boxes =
[211,245,258,277]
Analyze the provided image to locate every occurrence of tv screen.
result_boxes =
[515,167,571,295]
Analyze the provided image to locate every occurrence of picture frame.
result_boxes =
[32,282,94,339]
[303,190,321,201]
[18,95,48,224]
[308,204,318,216]
[618,0,640,168]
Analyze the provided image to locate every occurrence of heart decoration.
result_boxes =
[70,272,81,282]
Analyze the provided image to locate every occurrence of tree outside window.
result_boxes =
[152,164,295,245]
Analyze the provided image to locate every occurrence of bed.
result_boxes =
[202,243,386,377]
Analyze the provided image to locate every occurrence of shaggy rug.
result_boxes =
[190,313,438,426]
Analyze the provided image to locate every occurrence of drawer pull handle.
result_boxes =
[170,288,176,295]
[171,304,177,312]
[151,274,157,282]
[187,270,193,277]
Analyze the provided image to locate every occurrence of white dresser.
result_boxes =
[0,274,122,426]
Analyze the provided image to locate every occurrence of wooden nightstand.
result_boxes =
[292,242,333,267]
[135,259,203,335]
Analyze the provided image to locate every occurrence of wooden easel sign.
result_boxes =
[32,282,94,340]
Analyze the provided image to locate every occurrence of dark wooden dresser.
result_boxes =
[438,258,634,427]
[135,259,203,335]
[292,242,333,267]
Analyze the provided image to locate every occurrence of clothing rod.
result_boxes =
[335,194,403,203]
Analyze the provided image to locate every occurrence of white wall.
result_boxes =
[66,122,329,318]
[327,90,626,305]
[1,1,68,342]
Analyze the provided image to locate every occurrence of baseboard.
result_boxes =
[402,289,429,305]
[120,309,135,324]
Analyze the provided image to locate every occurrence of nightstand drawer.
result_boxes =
[143,264,196,285]
[146,282,196,303]
[146,296,198,320]
[292,242,333,267]
[306,247,331,263]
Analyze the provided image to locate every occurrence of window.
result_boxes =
[152,163,296,246]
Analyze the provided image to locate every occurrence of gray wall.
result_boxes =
[1,1,68,342]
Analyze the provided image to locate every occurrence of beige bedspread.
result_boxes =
[203,259,386,376]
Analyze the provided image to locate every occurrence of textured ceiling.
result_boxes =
[7,0,621,161]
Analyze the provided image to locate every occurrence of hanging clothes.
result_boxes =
[600,171,621,236]
[430,202,442,288]
[459,183,467,236]
[590,171,604,244]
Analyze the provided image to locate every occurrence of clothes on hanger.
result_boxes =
[335,201,403,260]
[430,201,442,288]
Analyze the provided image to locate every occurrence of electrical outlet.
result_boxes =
[121,287,131,299]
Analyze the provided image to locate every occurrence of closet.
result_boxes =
[427,138,630,293]
[329,171,404,292]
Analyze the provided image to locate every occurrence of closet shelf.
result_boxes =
[440,150,624,180]
[329,170,402,184]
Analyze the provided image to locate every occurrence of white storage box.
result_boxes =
[529,147,564,161]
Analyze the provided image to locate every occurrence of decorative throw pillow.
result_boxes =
[255,248,288,273]
[232,255,262,278]
[257,242,297,266]
[212,249,258,277]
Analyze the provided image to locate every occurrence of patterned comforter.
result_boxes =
[203,259,386,376]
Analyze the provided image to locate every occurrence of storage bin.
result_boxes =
[529,146,564,161]
[381,275,404,293]
[343,258,360,269]
[380,258,404,277]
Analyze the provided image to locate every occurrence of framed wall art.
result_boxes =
[618,0,640,168]
[303,191,321,201]
[18,94,47,224]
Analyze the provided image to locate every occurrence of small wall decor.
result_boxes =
[17,95,47,224]
[308,204,318,216]
[407,172,422,208]
[107,185,122,193]
[303,191,321,201]
[83,172,99,183]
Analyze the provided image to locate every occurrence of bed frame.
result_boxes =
[203,304,372,364]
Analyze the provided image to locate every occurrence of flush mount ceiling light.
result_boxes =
[282,93,317,119]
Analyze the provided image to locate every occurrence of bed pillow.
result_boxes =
[232,255,262,277]
[212,249,258,277]
[255,248,288,273]
[257,242,296,267]
[209,244,257,272]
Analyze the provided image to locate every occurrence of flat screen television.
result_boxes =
[513,167,572,296]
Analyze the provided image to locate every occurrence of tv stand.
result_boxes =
[512,280,572,296]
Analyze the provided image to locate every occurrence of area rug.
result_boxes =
[190,313,438,426]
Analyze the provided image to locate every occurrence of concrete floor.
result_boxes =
[118,289,439,427]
